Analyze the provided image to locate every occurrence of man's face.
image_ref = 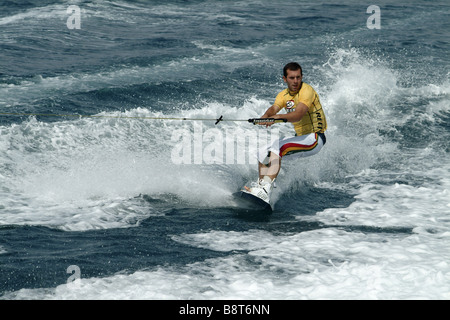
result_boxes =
[283,69,302,93]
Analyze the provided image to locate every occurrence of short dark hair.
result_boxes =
[283,62,302,77]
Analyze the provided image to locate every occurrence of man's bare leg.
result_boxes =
[243,152,280,192]
[259,151,281,181]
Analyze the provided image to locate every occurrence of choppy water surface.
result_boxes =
[1,0,449,300]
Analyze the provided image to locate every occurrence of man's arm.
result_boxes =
[261,104,281,119]
[274,102,308,123]
[260,102,309,126]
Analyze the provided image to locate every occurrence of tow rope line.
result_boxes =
[0,112,287,126]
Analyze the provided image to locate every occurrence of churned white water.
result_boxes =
[4,49,450,300]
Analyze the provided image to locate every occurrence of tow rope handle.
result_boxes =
[214,116,287,125]
[248,118,288,125]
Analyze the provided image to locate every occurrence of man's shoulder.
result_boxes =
[299,82,319,97]
[275,88,289,101]
[277,88,289,96]
[300,82,314,91]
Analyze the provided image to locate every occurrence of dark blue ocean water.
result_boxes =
[1,0,449,300]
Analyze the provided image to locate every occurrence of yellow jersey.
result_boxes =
[274,82,327,136]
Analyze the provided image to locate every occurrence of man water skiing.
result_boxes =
[243,62,328,205]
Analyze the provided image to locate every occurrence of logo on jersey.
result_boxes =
[286,100,295,113]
